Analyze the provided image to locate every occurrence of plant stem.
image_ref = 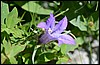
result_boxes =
[88,40,92,64]
[55,8,69,18]
[32,45,41,64]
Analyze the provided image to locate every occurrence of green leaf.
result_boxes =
[9,44,26,57]
[3,38,26,59]
[54,45,60,51]
[60,44,76,54]
[13,1,28,6]
[70,15,87,31]
[6,7,20,28]
[79,22,87,31]
[75,37,84,45]
[22,56,25,62]
[60,44,67,54]
[3,38,11,55]
[10,28,24,38]
[2,28,11,34]
[1,44,3,52]
[56,56,69,64]
[95,18,99,30]
[65,37,84,52]
[1,24,7,32]
[1,1,9,24]
[36,52,55,64]
[21,1,53,15]
[44,53,55,62]
[35,54,45,64]
[90,11,99,31]
[1,53,7,64]
[25,59,29,64]
[44,55,50,62]
[2,26,24,37]
[60,37,83,54]
[66,44,77,53]
[9,57,17,64]
[23,53,31,58]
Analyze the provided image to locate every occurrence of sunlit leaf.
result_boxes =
[3,39,11,55]
[60,44,67,54]
[9,57,17,64]
[70,15,87,31]
[13,1,28,6]
[1,1,9,24]
[54,45,60,51]
[10,28,24,38]
[21,1,53,15]
[1,53,7,64]
[1,44,3,52]
[6,7,21,28]
[60,37,84,54]
[56,56,69,64]
[44,53,55,62]
[75,37,84,45]
[9,44,26,57]
[3,38,26,58]
[90,11,99,31]
[95,18,99,30]
[25,59,29,64]
[1,24,7,32]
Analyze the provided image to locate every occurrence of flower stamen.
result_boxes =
[48,28,52,33]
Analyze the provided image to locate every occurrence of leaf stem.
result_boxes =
[69,33,76,39]
[55,8,69,18]
[32,45,41,64]
[88,40,93,64]
[95,1,98,11]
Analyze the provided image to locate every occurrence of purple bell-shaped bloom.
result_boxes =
[37,13,76,45]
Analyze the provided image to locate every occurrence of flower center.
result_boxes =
[48,28,52,33]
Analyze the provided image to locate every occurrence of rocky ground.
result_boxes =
[67,39,99,64]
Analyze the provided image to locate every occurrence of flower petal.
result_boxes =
[57,34,76,45]
[52,16,68,34]
[51,33,61,38]
[46,13,55,30]
[58,40,63,45]
[39,31,56,44]
[37,22,47,29]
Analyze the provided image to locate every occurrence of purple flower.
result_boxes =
[37,13,76,45]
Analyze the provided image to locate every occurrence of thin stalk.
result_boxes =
[87,25,93,64]
[83,14,93,64]
[54,8,60,15]
[55,8,69,18]
[41,8,69,23]
[32,45,41,64]
[20,11,26,21]
[95,1,98,11]
[19,11,26,26]
[88,40,92,64]
[32,49,37,64]
[29,13,34,32]
[69,33,76,39]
